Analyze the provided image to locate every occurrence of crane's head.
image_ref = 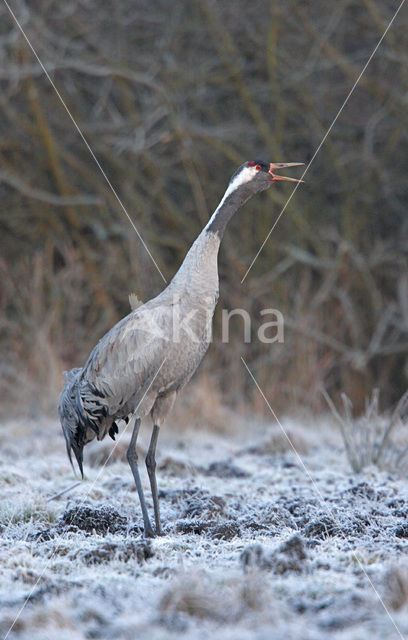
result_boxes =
[228,160,304,195]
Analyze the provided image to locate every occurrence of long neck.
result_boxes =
[205,182,254,238]
[168,182,254,295]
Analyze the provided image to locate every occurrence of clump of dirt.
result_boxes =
[241,535,308,575]
[303,516,340,540]
[203,460,249,479]
[176,520,216,535]
[27,528,56,542]
[78,539,153,565]
[182,491,226,519]
[272,535,308,574]
[176,519,240,540]
[387,498,407,517]
[59,504,128,536]
[209,521,240,540]
[278,496,320,527]
[394,524,408,538]
[239,503,296,534]
[260,504,297,528]
[172,489,239,537]
[343,482,377,501]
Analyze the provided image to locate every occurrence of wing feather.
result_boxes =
[80,301,171,415]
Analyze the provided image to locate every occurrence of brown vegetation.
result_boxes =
[1,0,408,416]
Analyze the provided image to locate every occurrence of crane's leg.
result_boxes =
[145,424,162,535]
[126,417,154,538]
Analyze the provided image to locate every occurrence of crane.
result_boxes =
[58,159,303,537]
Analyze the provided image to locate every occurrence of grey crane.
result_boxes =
[58,159,303,537]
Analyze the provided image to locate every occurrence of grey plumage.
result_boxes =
[58,159,303,537]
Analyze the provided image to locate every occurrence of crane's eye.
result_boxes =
[248,160,262,170]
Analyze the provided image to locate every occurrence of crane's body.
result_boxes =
[59,160,303,537]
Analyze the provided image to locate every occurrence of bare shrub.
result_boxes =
[323,388,408,473]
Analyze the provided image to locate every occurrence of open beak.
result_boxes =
[268,162,304,183]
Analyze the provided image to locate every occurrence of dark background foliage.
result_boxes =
[1,0,408,416]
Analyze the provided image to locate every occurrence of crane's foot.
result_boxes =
[143,524,156,538]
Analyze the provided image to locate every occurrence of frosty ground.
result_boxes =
[1,404,408,640]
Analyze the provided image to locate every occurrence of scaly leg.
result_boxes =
[145,424,162,535]
[126,417,154,538]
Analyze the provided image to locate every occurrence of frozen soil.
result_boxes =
[1,413,408,639]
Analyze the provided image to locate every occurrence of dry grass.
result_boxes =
[323,388,408,474]
[384,565,408,611]
[0,496,56,527]
[159,570,273,624]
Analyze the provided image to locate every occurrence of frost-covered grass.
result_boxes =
[1,413,408,639]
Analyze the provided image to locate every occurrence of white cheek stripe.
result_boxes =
[205,166,256,230]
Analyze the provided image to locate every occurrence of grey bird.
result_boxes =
[58,159,303,537]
